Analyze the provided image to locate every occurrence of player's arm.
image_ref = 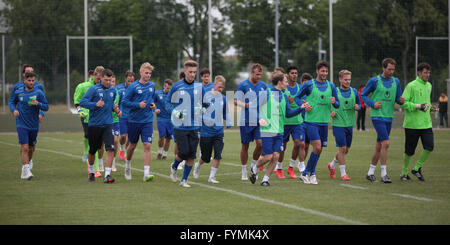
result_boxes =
[285,93,301,118]
[330,83,340,108]
[79,87,98,110]
[35,91,49,112]
[395,78,405,105]
[361,79,376,108]
[354,88,361,111]
[122,85,140,109]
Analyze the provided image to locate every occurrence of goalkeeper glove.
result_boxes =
[78,109,87,119]
[416,104,430,112]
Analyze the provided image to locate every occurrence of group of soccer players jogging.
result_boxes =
[9,57,435,187]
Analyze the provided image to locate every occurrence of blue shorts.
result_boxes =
[157,120,174,139]
[119,117,128,135]
[113,122,120,137]
[17,127,38,146]
[283,124,305,142]
[304,122,328,147]
[372,120,392,142]
[240,125,261,144]
[261,134,284,155]
[127,122,153,144]
[303,124,310,144]
[332,126,353,147]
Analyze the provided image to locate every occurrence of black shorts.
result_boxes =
[88,125,115,155]
[200,134,224,163]
[173,129,199,160]
[81,118,89,139]
[404,128,434,156]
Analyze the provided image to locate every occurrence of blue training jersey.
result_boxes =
[116,82,130,119]
[203,82,214,93]
[201,92,231,137]
[234,79,267,126]
[155,89,172,123]
[122,80,156,124]
[9,86,49,131]
[80,83,117,127]
[9,80,46,118]
[361,75,403,122]
[165,79,206,131]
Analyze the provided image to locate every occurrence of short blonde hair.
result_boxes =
[338,69,352,78]
[94,66,105,75]
[140,62,154,72]
[214,75,226,84]
[184,60,198,69]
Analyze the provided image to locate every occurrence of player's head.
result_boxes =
[417,62,431,82]
[24,72,36,90]
[315,61,329,81]
[286,66,298,83]
[338,69,352,89]
[163,79,173,92]
[94,66,105,83]
[250,63,263,83]
[125,70,135,85]
[110,74,116,87]
[214,75,226,93]
[140,62,154,82]
[381,58,396,78]
[271,71,287,89]
[101,69,114,88]
[183,60,198,84]
[88,69,94,79]
[274,67,285,74]
[179,71,185,81]
[22,64,34,78]
[300,72,313,84]
[200,68,211,84]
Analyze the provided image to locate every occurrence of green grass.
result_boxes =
[1,127,450,225]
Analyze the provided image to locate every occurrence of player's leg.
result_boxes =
[412,129,434,181]
[87,126,102,182]
[179,130,200,187]
[102,126,116,183]
[194,136,211,179]
[402,128,419,181]
[141,122,154,182]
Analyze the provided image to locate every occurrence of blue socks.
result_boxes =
[182,165,192,181]
[172,158,181,170]
[302,152,320,176]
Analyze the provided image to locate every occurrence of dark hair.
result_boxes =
[300,72,313,82]
[417,62,431,72]
[125,70,135,78]
[179,71,185,80]
[286,66,298,74]
[382,58,396,68]
[102,68,114,77]
[24,72,36,79]
[316,60,329,70]
[164,79,173,86]
[22,64,33,74]
[200,68,210,77]
[88,70,94,76]
[251,63,263,72]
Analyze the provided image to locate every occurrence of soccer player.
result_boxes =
[9,72,49,180]
[73,66,105,178]
[193,75,231,183]
[234,63,267,180]
[200,68,214,92]
[9,64,46,170]
[249,71,304,186]
[297,72,313,174]
[155,79,174,160]
[80,68,121,183]
[122,62,157,182]
[116,70,135,161]
[168,60,206,188]
[361,58,404,183]
[110,75,120,171]
[328,70,361,181]
[295,61,340,185]
[400,62,433,182]
[276,65,306,179]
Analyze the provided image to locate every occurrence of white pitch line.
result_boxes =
[391,193,434,202]
[340,184,369,190]
[0,140,368,225]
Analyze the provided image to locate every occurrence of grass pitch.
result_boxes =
[0,128,450,225]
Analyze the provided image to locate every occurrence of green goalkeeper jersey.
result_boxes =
[73,77,95,123]
[401,76,432,129]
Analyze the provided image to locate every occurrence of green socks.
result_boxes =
[402,153,412,175]
[83,138,89,155]
[414,150,431,171]
[402,150,431,175]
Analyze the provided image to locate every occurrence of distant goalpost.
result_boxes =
[66,35,133,112]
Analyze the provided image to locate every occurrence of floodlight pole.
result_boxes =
[2,35,5,112]
[66,36,70,112]
[275,0,279,68]
[329,0,333,82]
[84,0,88,80]
[208,0,212,77]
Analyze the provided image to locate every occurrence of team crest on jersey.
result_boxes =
[385,91,390,98]
[99,93,103,97]
[110,92,114,97]
[149,88,153,92]
[138,90,142,94]
[20,97,23,101]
